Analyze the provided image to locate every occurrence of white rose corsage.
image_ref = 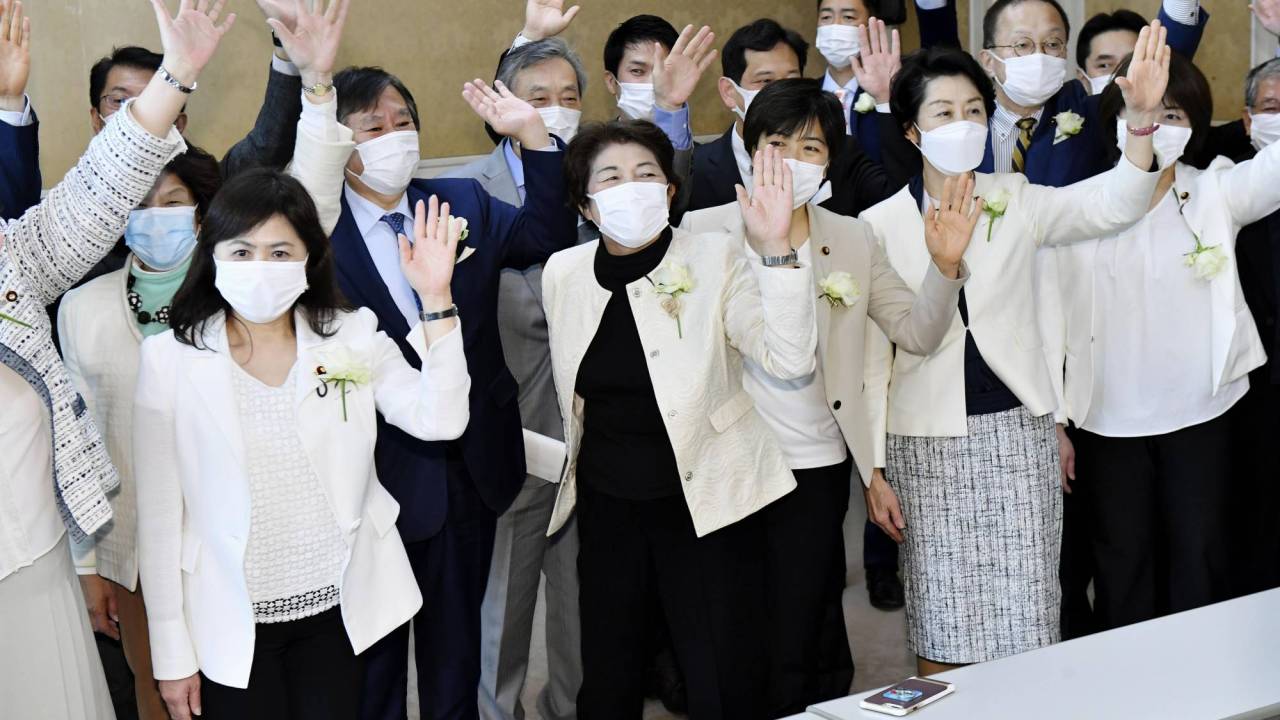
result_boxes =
[981,188,1011,243]
[853,92,877,114]
[818,271,861,308]
[1053,110,1084,145]
[314,345,372,422]
[648,261,694,338]
[451,217,476,264]
[1174,187,1228,281]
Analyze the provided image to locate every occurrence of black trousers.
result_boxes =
[576,484,768,720]
[1059,425,1099,640]
[1074,410,1235,631]
[201,607,358,719]
[862,520,900,572]
[1231,378,1280,595]
[764,457,856,716]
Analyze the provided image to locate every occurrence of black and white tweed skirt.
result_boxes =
[886,406,1063,665]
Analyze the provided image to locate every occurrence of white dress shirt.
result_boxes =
[731,126,753,189]
[0,95,33,127]
[991,104,1044,174]
[822,70,860,135]
[0,364,62,582]
[343,185,420,329]
[1082,192,1248,436]
[741,240,847,470]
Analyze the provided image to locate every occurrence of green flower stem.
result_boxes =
[0,312,31,328]
[676,315,683,339]
[985,213,998,243]
[340,379,348,422]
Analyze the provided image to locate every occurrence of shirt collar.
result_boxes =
[992,102,1045,140]
[731,126,754,186]
[501,139,526,191]
[344,183,413,238]
[821,69,859,95]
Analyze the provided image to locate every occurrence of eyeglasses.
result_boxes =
[98,93,134,114]
[987,37,1067,58]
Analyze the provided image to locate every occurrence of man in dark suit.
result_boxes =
[327,66,577,720]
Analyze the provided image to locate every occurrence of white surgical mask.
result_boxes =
[816,24,861,69]
[588,182,670,248]
[349,130,420,196]
[616,83,656,121]
[991,53,1066,107]
[1250,111,1280,151]
[125,206,198,271]
[214,258,309,325]
[536,105,582,143]
[1086,72,1112,96]
[730,80,760,122]
[915,121,989,176]
[785,159,828,208]
[1115,119,1192,170]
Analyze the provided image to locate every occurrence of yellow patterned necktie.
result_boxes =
[1012,117,1036,174]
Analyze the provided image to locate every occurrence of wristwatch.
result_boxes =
[760,249,799,267]
[420,304,460,323]
[157,66,196,95]
[303,82,335,98]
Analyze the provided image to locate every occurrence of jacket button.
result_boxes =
[632,288,641,298]
[684,471,693,481]
[668,410,677,418]
[821,246,831,256]
[833,400,842,410]
[650,349,660,358]
[3,290,16,302]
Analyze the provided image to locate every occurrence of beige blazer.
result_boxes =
[1052,146,1280,425]
[680,203,966,484]
[541,229,817,538]
[134,309,470,688]
[859,157,1159,451]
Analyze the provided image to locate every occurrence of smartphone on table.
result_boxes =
[854,676,954,716]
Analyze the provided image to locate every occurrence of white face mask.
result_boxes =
[1115,119,1192,170]
[915,120,989,176]
[1250,111,1280,151]
[214,258,310,325]
[730,80,760,122]
[785,159,828,209]
[349,130,420,197]
[616,82,656,121]
[1086,72,1112,96]
[588,182,671,248]
[816,24,861,69]
[991,53,1067,107]
[536,105,582,143]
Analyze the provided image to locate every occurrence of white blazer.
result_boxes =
[859,156,1159,445]
[1052,143,1280,424]
[541,229,817,538]
[133,308,470,688]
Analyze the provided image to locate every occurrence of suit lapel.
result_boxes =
[482,144,521,207]
[332,192,412,339]
[808,210,835,362]
[183,315,246,466]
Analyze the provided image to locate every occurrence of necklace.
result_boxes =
[126,274,171,326]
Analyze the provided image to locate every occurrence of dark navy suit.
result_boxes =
[0,111,41,220]
[336,145,576,720]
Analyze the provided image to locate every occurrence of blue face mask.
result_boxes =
[125,206,198,271]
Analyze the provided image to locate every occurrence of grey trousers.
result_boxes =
[477,476,581,720]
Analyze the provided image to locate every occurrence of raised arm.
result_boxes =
[1158,0,1207,60]
[0,0,39,220]
[1219,135,1280,230]
[654,24,717,219]
[914,0,961,50]
[1,0,232,306]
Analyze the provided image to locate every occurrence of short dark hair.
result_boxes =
[891,47,997,133]
[161,145,223,224]
[815,0,881,17]
[1099,52,1213,168]
[603,15,678,77]
[1076,10,1146,69]
[88,46,162,108]
[334,66,421,130]
[721,19,809,85]
[743,78,847,164]
[982,0,1071,50]
[564,121,680,214]
[170,169,351,349]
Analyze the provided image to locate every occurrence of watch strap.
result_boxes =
[419,304,460,322]
[761,249,799,267]
[157,66,197,95]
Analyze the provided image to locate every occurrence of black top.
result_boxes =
[958,289,1021,415]
[575,229,682,499]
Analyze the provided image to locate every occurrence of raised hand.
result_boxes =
[653,24,718,111]
[1253,0,1280,36]
[462,79,550,149]
[148,0,237,87]
[256,0,301,34]
[851,18,901,105]
[268,0,349,89]
[0,0,31,112]
[923,174,981,278]
[520,0,580,41]
[398,196,460,316]
[736,145,794,259]
[1114,20,1170,124]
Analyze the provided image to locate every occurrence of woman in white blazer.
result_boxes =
[544,122,815,719]
[859,27,1168,674]
[133,166,470,718]
[1050,53,1280,631]
[0,2,226,717]
[680,78,971,715]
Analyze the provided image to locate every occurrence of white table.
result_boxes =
[800,588,1280,720]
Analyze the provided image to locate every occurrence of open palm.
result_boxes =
[923,174,981,274]
[399,195,461,301]
[463,79,546,144]
[1115,20,1170,117]
[653,24,717,110]
[522,0,580,40]
[149,0,237,82]
[0,0,31,103]
[851,18,901,104]
[737,146,793,257]
[268,0,349,80]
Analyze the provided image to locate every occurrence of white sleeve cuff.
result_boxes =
[272,54,300,77]
[299,92,340,142]
[511,33,532,50]
[0,95,33,126]
[1162,0,1199,25]
[915,0,948,9]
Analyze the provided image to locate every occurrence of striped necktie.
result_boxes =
[1012,117,1036,174]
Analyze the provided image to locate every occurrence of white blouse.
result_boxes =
[0,363,61,580]
[1082,191,1248,436]
[233,365,347,623]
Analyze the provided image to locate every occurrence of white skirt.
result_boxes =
[0,535,116,719]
